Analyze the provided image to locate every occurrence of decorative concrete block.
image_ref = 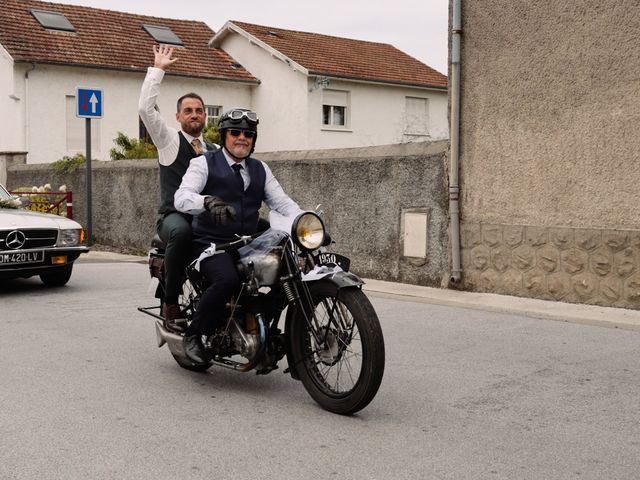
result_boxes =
[603,230,629,252]
[512,245,536,271]
[589,247,612,277]
[601,276,622,302]
[548,273,571,300]
[537,245,559,273]
[523,268,546,297]
[630,231,640,250]
[503,225,524,247]
[499,268,523,295]
[561,248,588,274]
[471,245,491,271]
[572,273,599,301]
[480,268,499,290]
[624,274,640,304]
[575,229,601,251]
[491,245,511,272]
[614,248,636,278]
[482,224,502,247]
[525,226,548,247]
[550,227,574,250]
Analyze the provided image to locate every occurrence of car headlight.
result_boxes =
[58,228,82,247]
[292,212,325,250]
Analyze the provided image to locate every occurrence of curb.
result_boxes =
[362,279,640,332]
[76,250,147,264]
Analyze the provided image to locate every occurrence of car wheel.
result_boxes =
[40,264,73,287]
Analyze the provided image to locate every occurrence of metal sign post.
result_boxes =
[75,87,103,247]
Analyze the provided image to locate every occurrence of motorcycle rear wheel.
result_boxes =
[161,278,211,372]
[290,284,385,415]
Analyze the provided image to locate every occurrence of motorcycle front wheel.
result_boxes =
[290,283,385,415]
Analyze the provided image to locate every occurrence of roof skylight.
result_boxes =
[142,24,183,46]
[30,9,75,32]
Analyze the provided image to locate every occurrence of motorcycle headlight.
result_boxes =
[58,228,82,247]
[292,212,325,251]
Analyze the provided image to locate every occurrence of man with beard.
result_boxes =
[139,44,218,331]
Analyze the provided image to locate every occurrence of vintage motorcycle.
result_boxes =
[138,211,385,415]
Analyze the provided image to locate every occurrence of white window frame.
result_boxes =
[322,90,349,129]
[205,105,222,126]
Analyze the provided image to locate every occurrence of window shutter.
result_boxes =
[323,90,348,107]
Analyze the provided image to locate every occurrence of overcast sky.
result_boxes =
[51,0,449,75]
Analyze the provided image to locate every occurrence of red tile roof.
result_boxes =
[0,0,257,82]
[227,21,447,89]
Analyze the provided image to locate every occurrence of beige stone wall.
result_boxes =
[457,2,640,307]
[458,1,640,228]
[462,222,640,308]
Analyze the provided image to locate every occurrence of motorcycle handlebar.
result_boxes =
[215,232,260,251]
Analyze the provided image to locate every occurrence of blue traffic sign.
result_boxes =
[76,87,103,118]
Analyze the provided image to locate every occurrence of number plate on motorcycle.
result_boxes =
[314,252,350,272]
[0,250,44,265]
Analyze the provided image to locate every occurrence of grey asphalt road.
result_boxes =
[1,259,639,480]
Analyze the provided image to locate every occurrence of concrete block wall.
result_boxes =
[0,152,27,186]
[6,141,449,287]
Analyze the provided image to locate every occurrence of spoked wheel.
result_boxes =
[177,276,200,320]
[290,283,385,415]
[164,277,212,373]
[159,276,199,323]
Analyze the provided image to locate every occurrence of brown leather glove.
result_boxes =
[203,196,237,226]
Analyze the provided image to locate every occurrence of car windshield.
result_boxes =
[0,184,11,201]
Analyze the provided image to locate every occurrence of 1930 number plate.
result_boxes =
[0,250,44,265]
[314,252,351,272]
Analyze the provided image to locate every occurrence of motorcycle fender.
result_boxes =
[284,273,363,380]
[305,271,364,295]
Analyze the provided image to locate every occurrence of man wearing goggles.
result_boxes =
[138,45,218,332]
[174,108,302,364]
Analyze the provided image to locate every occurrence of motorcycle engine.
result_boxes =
[231,327,260,359]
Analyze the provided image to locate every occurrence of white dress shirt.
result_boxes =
[138,67,212,166]
[174,151,302,220]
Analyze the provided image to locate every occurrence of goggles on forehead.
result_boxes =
[225,109,259,123]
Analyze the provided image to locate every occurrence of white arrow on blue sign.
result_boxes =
[75,87,103,118]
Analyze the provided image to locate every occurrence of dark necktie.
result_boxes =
[232,163,244,192]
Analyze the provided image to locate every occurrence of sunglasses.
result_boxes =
[227,109,259,122]
[228,129,256,139]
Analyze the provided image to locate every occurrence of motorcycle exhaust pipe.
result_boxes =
[154,320,183,351]
[155,321,209,367]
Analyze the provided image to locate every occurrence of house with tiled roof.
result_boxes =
[210,21,448,151]
[0,0,257,164]
[0,0,447,164]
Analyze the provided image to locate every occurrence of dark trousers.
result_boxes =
[188,253,241,336]
[157,212,192,303]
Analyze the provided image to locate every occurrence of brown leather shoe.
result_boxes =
[161,303,185,332]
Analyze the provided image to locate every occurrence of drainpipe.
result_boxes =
[24,63,36,157]
[449,0,463,283]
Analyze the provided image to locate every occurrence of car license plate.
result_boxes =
[314,252,351,272]
[0,250,45,265]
